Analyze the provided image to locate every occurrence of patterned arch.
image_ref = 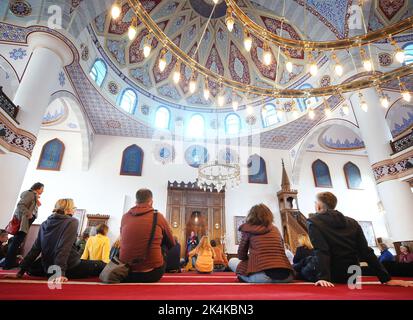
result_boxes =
[343,162,363,189]
[312,159,332,188]
[120,144,144,176]
[248,154,268,184]
[37,138,65,171]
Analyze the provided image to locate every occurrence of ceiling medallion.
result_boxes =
[379,52,393,67]
[108,81,119,95]
[9,0,32,17]
[80,43,90,61]
[106,119,121,129]
[154,143,175,165]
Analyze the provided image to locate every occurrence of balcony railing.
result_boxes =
[390,129,413,154]
[0,86,19,120]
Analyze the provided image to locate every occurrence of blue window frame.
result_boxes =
[37,138,65,171]
[225,113,241,135]
[120,144,144,176]
[187,114,205,138]
[261,104,279,127]
[312,159,332,188]
[89,59,107,87]
[247,154,268,184]
[403,42,413,65]
[344,162,363,189]
[118,88,138,114]
[154,106,170,129]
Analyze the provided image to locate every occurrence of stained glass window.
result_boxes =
[248,154,268,184]
[155,106,170,129]
[37,139,65,171]
[403,43,413,65]
[312,159,333,188]
[261,104,279,127]
[344,162,363,189]
[187,114,205,138]
[119,89,137,114]
[225,113,241,134]
[120,145,144,176]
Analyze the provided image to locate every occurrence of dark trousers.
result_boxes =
[27,258,105,279]
[125,264,166,283]
[4,231,26,268]
[362,261,413,278]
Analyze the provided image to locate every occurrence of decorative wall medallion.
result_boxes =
[9,48,26,60]
[154,143,175,165]
[107,81,119,95]
[9,0,32,17]
[141,105,150,115]
[106,119,121,129]
[320,75,331,87]
[80,43,89,61]
[378,52,393,67]
[245,115,256,126]
[185,145,209,168]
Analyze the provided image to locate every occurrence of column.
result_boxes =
[349,88,413,241]
[0,32,73,228]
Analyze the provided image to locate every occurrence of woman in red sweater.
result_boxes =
[229,204,293,283]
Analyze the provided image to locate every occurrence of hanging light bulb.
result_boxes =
[189,75,196,94]
[173,63,180,84]
[128,17,138,41]
[331,52,343,76]
[402,91,411,102]
[308,107,315,119]
[203,80,210,100]
[232,99,239,111]
[225,7,235,32]
[310,63,318,76]
[360,48,372,71]
[359,92,368,112]
[143,35,152,58]
[111,1,121,20]
[286,60,293,73]
[212,0,220,4]
[395,49,405,64]
[342,104,350,115]
[217,93,225,107]
[262,42,272,66]
[244,29,252,52]
[158,49,167,72]
[246,104,254,115]
[380,94,390,108]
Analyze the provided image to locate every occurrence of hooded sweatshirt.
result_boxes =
[120,205,175,272]
[307,209,391,283]
[19,212,80,276]
[236,223,292,276]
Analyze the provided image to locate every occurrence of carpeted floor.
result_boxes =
[0,270,412,300]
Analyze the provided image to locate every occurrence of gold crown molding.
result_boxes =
[226,0,413,51]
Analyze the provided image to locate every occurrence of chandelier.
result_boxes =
[197,160,240,193]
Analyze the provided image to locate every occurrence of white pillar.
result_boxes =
[0,32,73,228]
[350,88,413,241]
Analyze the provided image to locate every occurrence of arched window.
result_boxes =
[119,89,137,114]
[154,106,170,129]
[344,162,363,189]
[261,104,279,127]
[225,113,241,135]
[120,144,144,176]
[297,84,319,111]
[187,114,205,138]
[312,159,332,188]
[89,59,107,87]
[403,43,413,65]
[247,154,268,184]
[37,138,65,171]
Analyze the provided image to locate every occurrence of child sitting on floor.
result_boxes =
[189,236,215,273]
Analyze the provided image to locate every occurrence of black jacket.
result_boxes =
[307,210,391,283]
[20,213,80,276]
[293,246,314,264]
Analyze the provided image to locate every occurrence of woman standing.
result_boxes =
[229,204,293,283]
[3,183,44,269]
[189,236,215,273]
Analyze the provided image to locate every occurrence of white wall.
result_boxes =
[297,150,389,240]
[15,130,390,253]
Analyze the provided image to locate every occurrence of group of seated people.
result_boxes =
[1,183,413,288]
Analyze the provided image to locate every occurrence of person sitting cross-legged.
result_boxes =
[229,204,294,283]
[210,240,228,272]
[81,224,110,264]
[14,199,105,283]
[307,192,412,288]
[189,236,215,273]
[120,188,175,283]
